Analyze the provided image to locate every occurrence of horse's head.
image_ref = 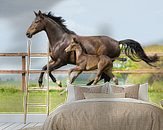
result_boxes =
[65,38,79,53]
[26,10,45,38]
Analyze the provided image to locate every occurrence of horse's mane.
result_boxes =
[42,12,76,35]
[74,39,87,54]
[78,42,87,54]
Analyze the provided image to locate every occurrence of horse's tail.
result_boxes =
[119,39,159,67]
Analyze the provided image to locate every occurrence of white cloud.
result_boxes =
[0,0,163,70]
[51,0,163,44]
[52,0,85,17]
[0,20,15,52]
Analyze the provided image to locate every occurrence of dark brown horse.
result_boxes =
[65,38,118,85]
[26,10,159,87]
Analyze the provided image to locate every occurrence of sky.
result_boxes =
[0,0,163,70]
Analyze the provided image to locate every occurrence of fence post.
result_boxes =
[22,56,26,92]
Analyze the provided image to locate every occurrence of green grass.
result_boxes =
[0,83,162,113]
[144,44,163,52]
[0,80,20,88]
[0,89,23,113]
[0,73,163,113]
[0,87,66,113]
[127,74,163,107]
[149,92,163,106]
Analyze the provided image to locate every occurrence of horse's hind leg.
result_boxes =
[111,73,118,85]
[101,73,111,82]
[113,76,118,85]
[86,72,111,85]
[106,71,118,85]
[90,60,109,85]
[92,70,102,85]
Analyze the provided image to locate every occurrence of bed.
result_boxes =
[23,82,163,130]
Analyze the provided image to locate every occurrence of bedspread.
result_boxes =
[42,98,163,130]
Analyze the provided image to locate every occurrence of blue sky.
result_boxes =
[0,0,163,69]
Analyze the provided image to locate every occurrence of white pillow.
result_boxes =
[66,82,76,103]
[138,83,149,101]
[84,92,125,99]
[66,81,110,102]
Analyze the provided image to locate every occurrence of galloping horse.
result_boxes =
[65,38,118,85]
[26,10,159,87]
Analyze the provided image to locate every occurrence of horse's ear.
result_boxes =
[34,11,38,16]
[38,10,44,19]
[38,10,42,15]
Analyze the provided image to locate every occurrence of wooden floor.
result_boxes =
[0,122,43,130]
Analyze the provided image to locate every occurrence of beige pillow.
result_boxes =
[111,84,140,99]
[84,92,125,99]
[67,82,110,102]
[74,86,102,100]
[76,83,110,94]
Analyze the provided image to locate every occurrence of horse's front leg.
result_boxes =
[68,66,83,84]
[70,71,82,84]
[38,60,63,87]
[47,59,65,87]
[38,60,54,87]
[68,68,74,79]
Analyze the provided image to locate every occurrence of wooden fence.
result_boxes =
[0,53,163,91]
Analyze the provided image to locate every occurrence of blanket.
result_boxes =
[24,98,163,130]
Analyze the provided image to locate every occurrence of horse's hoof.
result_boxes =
[56,80,62,87]
[91,82,97,85]
[38,80,43,87]
[39,83,42,87]
[86,83,91,86]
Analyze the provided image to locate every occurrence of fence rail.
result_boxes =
[0,53,47,57]
[0,53,163,91]
[0,52,163,57]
